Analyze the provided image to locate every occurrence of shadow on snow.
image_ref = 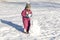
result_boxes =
[0,19,24,33]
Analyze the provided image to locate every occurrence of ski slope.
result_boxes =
[0,2,60,40]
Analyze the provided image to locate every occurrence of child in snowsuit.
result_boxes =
[21,3,32,33]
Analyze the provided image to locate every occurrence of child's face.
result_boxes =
[26,7,30,10]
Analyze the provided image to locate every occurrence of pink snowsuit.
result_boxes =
[21,9,32,32]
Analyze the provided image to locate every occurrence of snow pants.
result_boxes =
[23,18,30,32]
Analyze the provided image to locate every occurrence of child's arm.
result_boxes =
[21,10,29,18]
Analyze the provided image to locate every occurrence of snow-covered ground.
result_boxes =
[0,0,60,3]
[0,2,60,40]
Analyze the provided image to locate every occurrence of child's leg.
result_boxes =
[23,20,28,33]
[27,20,30,33]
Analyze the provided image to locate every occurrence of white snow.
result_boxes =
[0,2,60,40]
[29,19,41,36]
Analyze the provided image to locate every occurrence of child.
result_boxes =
[21,3,32,34]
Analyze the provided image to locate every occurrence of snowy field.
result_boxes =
[0,2,60,40]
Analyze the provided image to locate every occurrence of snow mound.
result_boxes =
[29,19,41,36]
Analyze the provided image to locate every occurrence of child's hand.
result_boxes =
[26,12,29,14]
[26,12,32,18]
